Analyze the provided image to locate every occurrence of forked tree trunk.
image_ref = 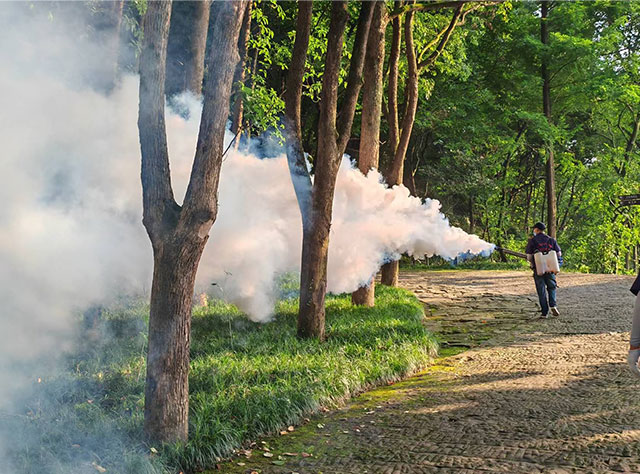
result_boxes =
[297,1,373,340]
[139,0,246,443]
[352,1,387,307]
[541,1,556,238]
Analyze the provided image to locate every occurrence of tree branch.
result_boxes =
[388,0,468,19]
[387,2,419,185]
[138,0,177,244]
[285,1,313,142]
[337,0,374,154]
[180,1,247,236]
[284,0,314,227]
[316,0,349,171]
[386,4,402,153]
[417,3,464,72]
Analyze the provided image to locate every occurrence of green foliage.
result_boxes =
[6,286,436,473]
[409,1,640,274]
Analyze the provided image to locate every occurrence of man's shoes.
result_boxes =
[628,349,640,378]
[550,307,560,316]
[539,314,549,319]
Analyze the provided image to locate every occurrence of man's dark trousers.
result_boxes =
[534,273,557,316]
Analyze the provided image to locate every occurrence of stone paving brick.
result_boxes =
[228,271,639,474]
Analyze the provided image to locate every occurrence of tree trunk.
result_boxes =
[94,0,124,92]
[166,1,211,96]
[144,240,203,442]
[541,1,556,238]
[186,0,211,94]
[386,5,402,159]
[139,0,246,442]
[298,1,373,339]
[380,9,402,288]
[383,4,420,287]
[284,0,314,225]
[620,112,640,177]
[231,2,253,138]
[381,2,464,286]
[352,1,387,307]
[524,181,533,233]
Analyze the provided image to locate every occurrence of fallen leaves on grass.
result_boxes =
[91,462,106,473]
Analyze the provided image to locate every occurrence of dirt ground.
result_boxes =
[224,270,640,474]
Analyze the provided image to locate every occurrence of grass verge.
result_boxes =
[400,258,528,271]
[4,284,437,473]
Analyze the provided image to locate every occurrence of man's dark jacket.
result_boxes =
[632,271,640,296]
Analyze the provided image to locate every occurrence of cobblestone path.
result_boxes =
[226,271,640,474]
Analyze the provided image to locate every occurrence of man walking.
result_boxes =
[525,222,562,319]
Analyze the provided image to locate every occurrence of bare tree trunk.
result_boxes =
[541,1,556,238]
[352,1,387,307]
[186,0,211,94]
[297,1,373,340]
[231,1,253,138]
[139,0,246,442]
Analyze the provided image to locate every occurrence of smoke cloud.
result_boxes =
[195,137,494,320]
[0,0,494,380]
[161,93,494,320]
[0,2,492,470]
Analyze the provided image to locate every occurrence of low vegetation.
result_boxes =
[6,284,437,473]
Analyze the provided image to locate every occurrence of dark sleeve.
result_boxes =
[632,271,640,296]
[525,238,535,254]
[552,239,561,253]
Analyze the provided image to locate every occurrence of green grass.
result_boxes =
[401,257,529,271]
[5,284,437,474]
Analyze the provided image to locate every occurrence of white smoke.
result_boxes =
[0,3,493,468]
[195,141,494,320]
[0,5,495,346]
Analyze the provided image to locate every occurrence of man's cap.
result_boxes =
[533,222,546,231]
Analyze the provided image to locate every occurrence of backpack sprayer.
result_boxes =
[494,246,560,276]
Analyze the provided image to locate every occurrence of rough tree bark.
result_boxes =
[138,0,246,443]
[351,1,388,307]
[291,1,373,340]
[231,1,253,139]
[381,1,465,286]
[541,1,556,238]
